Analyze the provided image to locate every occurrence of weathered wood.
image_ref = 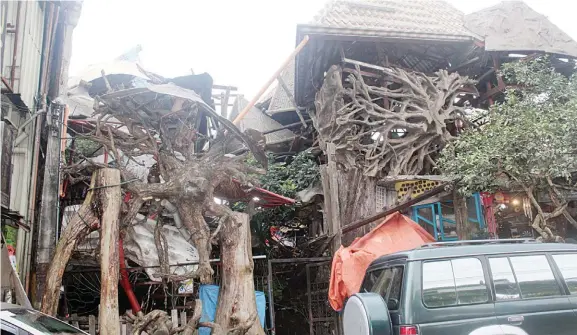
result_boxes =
[215,212,265,335]
[89,315,96,335]
[179,311,187,327]
[171,309,178,329]
[41,174,98,316]
[98,168,122,335]
[71,313,79,328]
[454,190,472,240]
[326,144,342,251]
[378,175,454,185]
[341,183,449,234]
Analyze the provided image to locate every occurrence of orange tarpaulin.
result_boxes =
[328,212,435,311]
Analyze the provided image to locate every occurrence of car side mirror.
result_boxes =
[343,293,392,335]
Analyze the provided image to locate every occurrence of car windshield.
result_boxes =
[3,308,85,334]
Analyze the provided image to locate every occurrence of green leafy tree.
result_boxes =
[232,151,321,252]
[438,58,577,240]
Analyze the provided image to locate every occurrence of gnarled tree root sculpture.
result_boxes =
[313,64,475,177]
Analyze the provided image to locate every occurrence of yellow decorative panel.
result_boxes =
[395,180,441,200]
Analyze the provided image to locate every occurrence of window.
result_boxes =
[489,257,520,300]
[422,258,488,307]
[489,255,561,300]
[553,253,577,294]
[363,266,404,310]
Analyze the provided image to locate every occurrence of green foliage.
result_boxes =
[438,58,577,196]
[233,151,321,252]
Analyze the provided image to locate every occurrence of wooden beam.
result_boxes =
[232,35,310,125]
[448,57,480,72]
[262,119,312,135]
[213,84,238,91]
[378,175,454,185]
[341,183,450,234]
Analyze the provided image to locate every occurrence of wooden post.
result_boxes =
[326,143,342,253]
[98,168,122,335]
[171,309,178,329]
[215,212,265,335]
[89,315,96,335]
[454,190,471,240]
[180,311,187,327]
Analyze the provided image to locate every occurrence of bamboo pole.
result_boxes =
[232,35,310,125]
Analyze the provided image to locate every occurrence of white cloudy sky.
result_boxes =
[69,0,577,98]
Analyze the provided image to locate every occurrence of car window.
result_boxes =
[552,253,577,294]
[422,258,488,308]
[489,257,521,300]
[361,269,383,293]
[489,255,561,300]
[2,308,85,334]
[363,266,404,310]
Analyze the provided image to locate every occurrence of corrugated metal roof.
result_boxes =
[465,1,577,58]
[307,0,478,42]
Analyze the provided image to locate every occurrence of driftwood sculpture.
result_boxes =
[314,64,475,177]
[45,78,267,334]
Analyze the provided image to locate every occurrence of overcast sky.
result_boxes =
[69,0,577,98]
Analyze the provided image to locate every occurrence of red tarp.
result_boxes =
[328,212,435,311]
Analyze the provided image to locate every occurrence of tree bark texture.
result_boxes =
[215,212,265,335]
[312,64,474,177]
[454,191,471,240]
[98,168,122,335]
[41,174,98,316]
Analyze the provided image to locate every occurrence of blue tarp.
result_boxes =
[199,285,266,335]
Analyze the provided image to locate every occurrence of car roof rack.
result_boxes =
[419,238,537,248]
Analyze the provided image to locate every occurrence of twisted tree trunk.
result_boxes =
[41,174,98,316]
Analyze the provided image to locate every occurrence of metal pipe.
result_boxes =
[232,35,310,125]
[10,0,22,88]
[1,1,9,76]
[118,238,142,314]
[267,259,276,335]
[24,113,43,294]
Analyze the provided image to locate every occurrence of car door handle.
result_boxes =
[507,315,524,325]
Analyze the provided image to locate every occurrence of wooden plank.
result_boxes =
[121,322,127,335]
[319,166,331,237]
[378,175,454,185]
[326,143,342,253]
[341,183,450,234]
[71,313,79,328]
[220,87,231,119]
[89,315,96,335]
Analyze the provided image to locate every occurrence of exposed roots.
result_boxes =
[313,64,475,177]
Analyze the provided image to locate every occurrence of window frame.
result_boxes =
[361,260,406,312]
[549,252,577,296]
[421,256,490,309]
[486,253,567,302]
